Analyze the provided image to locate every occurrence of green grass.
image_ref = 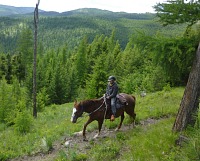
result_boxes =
[118,118,178,161]
[2,87,199,161]
[134,87,183,120]
[0,103,79,160]
[87,118,178,161]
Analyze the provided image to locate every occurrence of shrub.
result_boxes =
[163,83,171,92]
[37,88,49,112]
[14,110,33,134]
[40,136,53,153]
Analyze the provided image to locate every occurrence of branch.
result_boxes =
[37,0,40,6]
[154,1,200,27]
[34,0,40,23]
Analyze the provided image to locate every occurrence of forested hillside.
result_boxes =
[0,8,185,53]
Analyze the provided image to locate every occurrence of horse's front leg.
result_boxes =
[93,119,103,139]
[83,117,93,141]
[116,112,124,131]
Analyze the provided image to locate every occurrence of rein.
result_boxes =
[75,112,88,123]
[89,95,108,126]
[88,96,106,116]
[103,95,108,124]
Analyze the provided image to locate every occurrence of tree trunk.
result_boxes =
[33,1,40,118]
[172,42,200,132]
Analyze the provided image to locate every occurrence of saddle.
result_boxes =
[116,94,128,108]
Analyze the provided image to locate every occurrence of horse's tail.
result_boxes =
[131,95,136,111]
[131,95,136,103]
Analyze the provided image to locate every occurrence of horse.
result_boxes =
[71,93,136,141]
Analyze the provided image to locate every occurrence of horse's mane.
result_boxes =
[80,98,103,107]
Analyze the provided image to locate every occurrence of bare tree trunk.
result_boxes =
[172,42,200,132]
[33,0,40,118]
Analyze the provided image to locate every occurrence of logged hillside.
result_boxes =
[0,8,186,53]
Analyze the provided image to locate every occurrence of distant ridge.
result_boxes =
[0,5,112,17]
[0,5,155,18]
[0,4,45,16]
[0,4,185,55]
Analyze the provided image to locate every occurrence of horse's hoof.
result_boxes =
[83,138,88,142]
[93,134,99,139]
[73,130,83,136]
[64,140,71,147]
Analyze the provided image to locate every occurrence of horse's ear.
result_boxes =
[74,99,77,105]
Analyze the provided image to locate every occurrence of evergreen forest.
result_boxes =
[0,8,200,125]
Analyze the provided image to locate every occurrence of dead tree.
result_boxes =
[33,0,40,118]
[172,42,200,132]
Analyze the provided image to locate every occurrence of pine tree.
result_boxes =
[0,77,16,125]
[17,28,33,67]
[75,37,88,88]
[86,53,107,98]
[5,54,12,83]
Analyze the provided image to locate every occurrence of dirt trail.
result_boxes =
[10,118,162,161]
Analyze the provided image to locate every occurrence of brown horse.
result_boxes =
[71,93,136,141]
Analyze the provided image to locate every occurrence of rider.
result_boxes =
[106,76,119,121]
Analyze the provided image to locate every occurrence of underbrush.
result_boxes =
[1,87,199,160]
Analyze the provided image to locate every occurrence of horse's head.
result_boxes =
[71,100,84,123]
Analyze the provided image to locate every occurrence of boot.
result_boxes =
[110,115,115,121]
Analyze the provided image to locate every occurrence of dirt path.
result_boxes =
[10,118,163,161]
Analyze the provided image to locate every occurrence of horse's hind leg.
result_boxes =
[132,113,136,128]
[127,112,136,129]
[116,112,124,131]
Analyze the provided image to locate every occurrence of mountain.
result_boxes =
[0,6,186,54]
[0,5,117,17]
[0,4,45,16]
[0,4,155,19]
[58,8,155,20]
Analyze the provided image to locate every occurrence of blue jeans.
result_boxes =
[111,97,116,116]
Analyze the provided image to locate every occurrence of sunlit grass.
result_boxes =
[134,87,183,120]
[118,118,178,161]
[86,118,178,161]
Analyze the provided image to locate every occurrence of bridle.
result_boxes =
[73,95,108,123]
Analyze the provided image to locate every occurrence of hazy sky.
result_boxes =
[0,0,166,13]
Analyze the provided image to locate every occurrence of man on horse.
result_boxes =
[106,76,119,121]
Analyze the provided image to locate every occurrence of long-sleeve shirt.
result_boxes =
[106,82,118,98]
